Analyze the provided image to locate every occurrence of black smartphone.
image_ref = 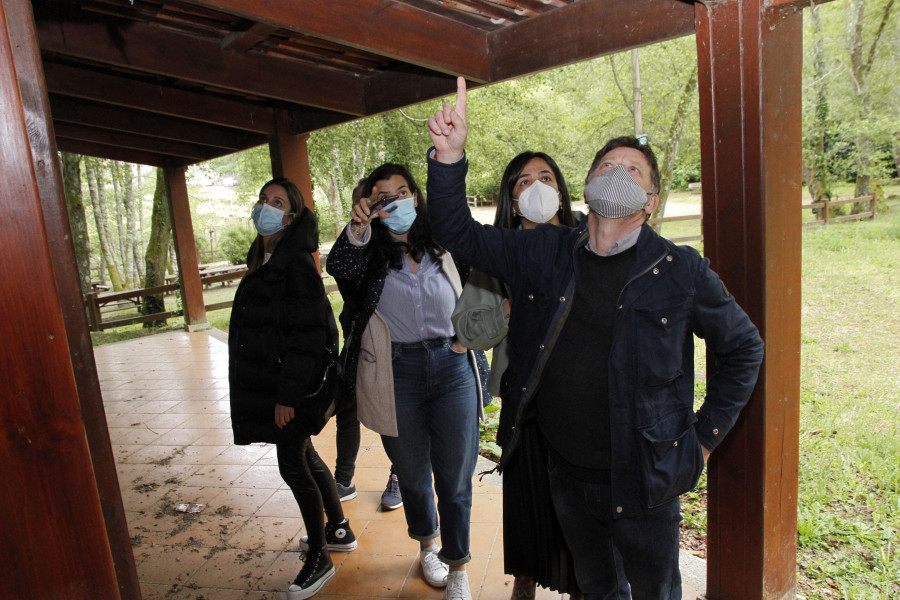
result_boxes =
[369,194,400,214]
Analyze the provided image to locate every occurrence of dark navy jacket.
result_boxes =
[427,154,764,517]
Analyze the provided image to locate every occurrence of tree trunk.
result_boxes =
[328,145,345,238]
[88,161,125,290]
[123,164,143,285]
[61,152,92,295]
[848,0,895,211]
[652,67,699,233]
[112,162,131,285]
[804,5,833,209]
[142,169,172,327]
[632,49,643,137]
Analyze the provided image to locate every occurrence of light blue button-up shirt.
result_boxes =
[377,252,457,343]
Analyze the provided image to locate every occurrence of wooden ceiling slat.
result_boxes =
[55,137,179,168]
[48,95,267,150]
[401,0,507,29]
[488,0,696,81]
[186,0,492,82]
[43,63,275,134]
[37,18,368,115]
[53,122,225,161]
[221,23,279,52]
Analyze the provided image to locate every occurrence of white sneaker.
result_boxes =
[444,570,471,600]
[419,545,449,588]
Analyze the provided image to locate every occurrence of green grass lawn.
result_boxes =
[91,188,900,598]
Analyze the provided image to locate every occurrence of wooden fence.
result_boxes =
[87,196,876,331]
[85,268,247,331]
[647,193,876,244]
[802,194,876,226]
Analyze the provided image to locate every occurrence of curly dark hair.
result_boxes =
[493,151,577,230]
[362,163,444,273]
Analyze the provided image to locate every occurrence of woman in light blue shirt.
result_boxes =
[326,163,483,600]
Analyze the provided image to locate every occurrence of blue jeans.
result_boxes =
[547,455,682,600]
[380,338,479,566]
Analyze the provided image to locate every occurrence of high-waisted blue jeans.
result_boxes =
[380,337,479,566]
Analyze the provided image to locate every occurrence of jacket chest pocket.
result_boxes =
[632,297,690,384]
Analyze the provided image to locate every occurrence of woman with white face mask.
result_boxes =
[452,151,583,600]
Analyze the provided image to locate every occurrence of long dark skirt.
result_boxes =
[502,420,580,594]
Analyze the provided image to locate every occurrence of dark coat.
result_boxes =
[228,208,338,445]
[427,153,765,517]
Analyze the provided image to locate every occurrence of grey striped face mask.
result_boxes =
[585,165,649,219]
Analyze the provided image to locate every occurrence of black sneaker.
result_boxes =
[287,548,334,600]
[335,480,357,502]
[298,518,358,552]
[381,473,403,510]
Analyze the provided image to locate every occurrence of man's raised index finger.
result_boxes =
[455,76,467,118]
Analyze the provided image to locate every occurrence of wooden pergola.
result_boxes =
[1,0,818,597]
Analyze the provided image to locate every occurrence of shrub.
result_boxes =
[220,223,256,265]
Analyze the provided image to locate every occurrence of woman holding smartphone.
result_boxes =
[326,163,483,600]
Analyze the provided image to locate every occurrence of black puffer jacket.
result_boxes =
[229,208,338,445]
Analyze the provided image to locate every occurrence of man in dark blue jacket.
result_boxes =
[425,78,764,599]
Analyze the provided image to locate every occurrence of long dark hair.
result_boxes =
[364,163,444,273]
[246,177,306,273]
[493,151,577,230]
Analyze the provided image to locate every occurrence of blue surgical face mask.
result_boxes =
[251,202,287,236]
[382,197,417,234]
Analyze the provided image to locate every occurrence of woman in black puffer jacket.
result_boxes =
[228,177,354,600]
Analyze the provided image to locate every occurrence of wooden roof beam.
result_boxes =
[488,0,696,81]
[48,95,268,151]
[43,62,276,134]
[53,122,226,162]
[364,68,465,116]
[37,18,367,115]
[187,0,491,82]
[54,137,183,168]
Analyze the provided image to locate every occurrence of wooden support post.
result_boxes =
[165,166,208,329]
[0,2,122,598]
[270,108,321,270]
[695,0,802,597]
[270,109,315,212]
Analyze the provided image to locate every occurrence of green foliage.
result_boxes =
[219,222,256,265]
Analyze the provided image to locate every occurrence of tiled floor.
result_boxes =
[96,331,703,600]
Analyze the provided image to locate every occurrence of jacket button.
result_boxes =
[528,294,534,300]
[673,441,678,447]
[653,268,660,275]
[713,428,720,436]
[539,344,544,350]
[661,317,668,325]
[667,255,673,261]
[521,387,527,392]
[559,296,565,302]
[616,506,623,514]
[618,304,623,309]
